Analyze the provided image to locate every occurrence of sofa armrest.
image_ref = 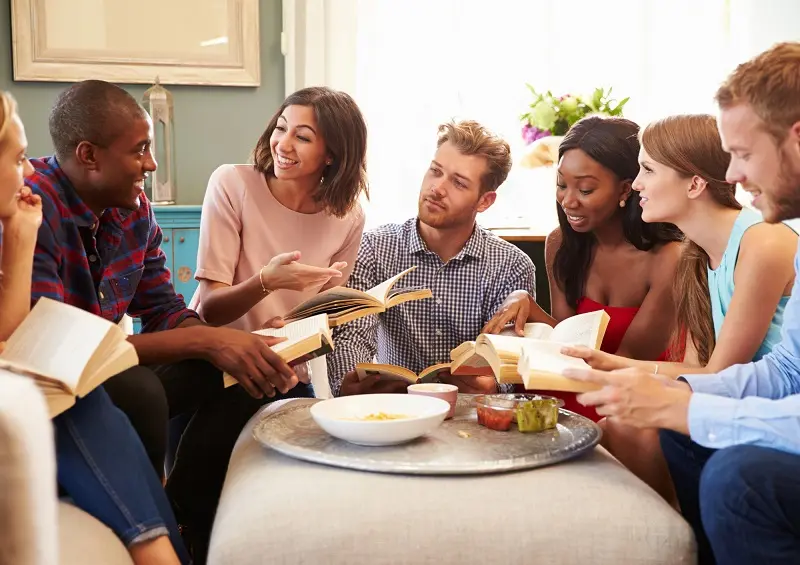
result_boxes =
[0,370,59,565]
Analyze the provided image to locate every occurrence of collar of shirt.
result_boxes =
[403,217,487,261]
[43,156,132,235]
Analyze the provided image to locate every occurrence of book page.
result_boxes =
[500,323,553,340]
[355,363,417,383]
[550,310,609,348]
[365,266,416,303]
[255,314,329,354]
[0,298,113,393]
[482,334,532,357]
[285,288,373,319]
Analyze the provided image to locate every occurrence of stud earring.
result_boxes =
[619,200,626,208]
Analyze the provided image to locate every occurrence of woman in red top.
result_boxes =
[484,116,683,503]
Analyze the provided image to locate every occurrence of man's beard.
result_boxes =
[766,151,800,223]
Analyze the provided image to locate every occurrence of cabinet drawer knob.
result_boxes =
[164,236,170,242]
[179,237,185,243]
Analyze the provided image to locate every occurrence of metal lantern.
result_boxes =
[142,77,177,205]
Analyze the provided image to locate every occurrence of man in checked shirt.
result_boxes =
[327,120,536,396]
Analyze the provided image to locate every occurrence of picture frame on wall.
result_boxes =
[10,0,261,87]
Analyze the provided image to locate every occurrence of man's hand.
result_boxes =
[338,370,409,396]
[560,345,629,371]
[205,327,298,399]
[482,290,532,335]
[438,373,499,394]
[563,367,692,433]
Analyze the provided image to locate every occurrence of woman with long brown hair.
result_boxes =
[564,114,796,376]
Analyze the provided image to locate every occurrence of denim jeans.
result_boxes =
[106,358,314,565]
[54,386,191,564]
[660,429,800,565]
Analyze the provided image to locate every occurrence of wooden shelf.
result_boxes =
[488,228,548,242]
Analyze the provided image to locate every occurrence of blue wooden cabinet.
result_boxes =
[131,205,202,333]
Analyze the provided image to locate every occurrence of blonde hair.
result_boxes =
[641,115,739,365]
[0,91,18,150]
[436,120,512,193]
[716,42,800,141]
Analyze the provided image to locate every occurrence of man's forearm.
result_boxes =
[127,323,211,365]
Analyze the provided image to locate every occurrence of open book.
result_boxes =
[355,362,451,385]
[222,313,333,388]
[450,310,610,388]
[283,266,432,327]
[0,298,139,418]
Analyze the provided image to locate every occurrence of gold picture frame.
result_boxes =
[11,0,261,87]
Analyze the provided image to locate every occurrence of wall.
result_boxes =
[0,0,285,204]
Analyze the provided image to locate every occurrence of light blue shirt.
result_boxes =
[684,241,800,455]
[709,207,789,360]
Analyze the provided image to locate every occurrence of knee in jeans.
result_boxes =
[699,446,762,513]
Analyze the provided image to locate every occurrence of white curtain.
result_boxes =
[284,0,800,230]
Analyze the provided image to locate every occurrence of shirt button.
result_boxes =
[89,255,97,262]
[708,432,717,442]
[435,329,443,337]
[99,291,105,300]
[436,299,442,305]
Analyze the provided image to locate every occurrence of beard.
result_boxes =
[762,151,800,223]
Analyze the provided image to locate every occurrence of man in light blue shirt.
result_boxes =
[564,42,800,565]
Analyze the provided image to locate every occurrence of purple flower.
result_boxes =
[522,124,552,145]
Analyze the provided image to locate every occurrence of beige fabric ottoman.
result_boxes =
[209,401,696,565]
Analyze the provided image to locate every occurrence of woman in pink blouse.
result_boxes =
[191,87,368,391]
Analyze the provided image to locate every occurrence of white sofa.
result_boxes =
[0,371,132,565]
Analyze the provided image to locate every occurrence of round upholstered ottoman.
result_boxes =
[208,401,696,565]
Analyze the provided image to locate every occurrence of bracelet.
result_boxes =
[258,267,272,296]
[653,363,660,375]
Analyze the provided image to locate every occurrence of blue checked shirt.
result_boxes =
[326,218,536,396]
[683,240,800,455]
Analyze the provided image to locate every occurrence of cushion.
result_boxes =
[209,401,695,565]
[59,502,133,565]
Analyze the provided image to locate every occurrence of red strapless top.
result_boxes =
[519,296,669,422]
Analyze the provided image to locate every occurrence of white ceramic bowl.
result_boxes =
[310,394,450,446]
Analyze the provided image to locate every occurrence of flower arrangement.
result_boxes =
[520,86,629,144]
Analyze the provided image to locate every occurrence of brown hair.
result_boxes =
[436,120,512,193]
[641,114,739,365]
[716,42,800,142]
[0,91,18,151]
[252,86,368,218]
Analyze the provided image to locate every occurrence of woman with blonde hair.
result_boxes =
[0,91,189,564]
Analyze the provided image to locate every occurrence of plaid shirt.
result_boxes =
[326,218,536,395]
[26,157,198,332]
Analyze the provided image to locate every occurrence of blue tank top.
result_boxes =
[708,207,790,361]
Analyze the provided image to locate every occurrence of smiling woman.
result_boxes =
[191,86,369,335]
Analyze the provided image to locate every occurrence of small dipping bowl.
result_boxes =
[408,383,458,419]
[475,393,565,432]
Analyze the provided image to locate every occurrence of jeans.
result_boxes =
[54,386,191,564]
[106,358,313,565]
[660,429,800,565]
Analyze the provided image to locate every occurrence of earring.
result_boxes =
[619,200,626,208]
[326,159,332,165]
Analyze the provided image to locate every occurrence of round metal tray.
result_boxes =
[253,396,602,475]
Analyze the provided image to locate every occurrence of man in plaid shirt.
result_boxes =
[328,120,536,396]
[26,80,305,561]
